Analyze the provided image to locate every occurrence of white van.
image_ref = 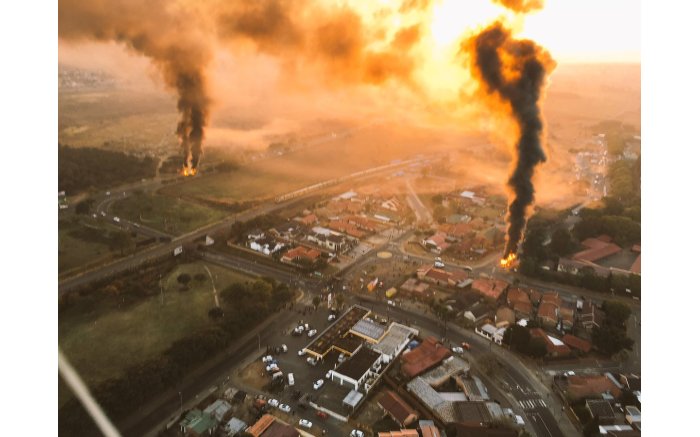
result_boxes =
[288,373,295,386]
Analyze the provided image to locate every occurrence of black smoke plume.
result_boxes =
[59,0,210,171]
[461,22,555,257]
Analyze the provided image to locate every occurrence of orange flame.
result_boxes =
[181,166,197,177]
[500,252,517,268]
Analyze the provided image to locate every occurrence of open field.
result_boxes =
[58,261,255,407]
[58,218,121,275]
[111,191,230,236]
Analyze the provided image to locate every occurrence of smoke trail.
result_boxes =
[460,22,555,257]
[58,0,210,171]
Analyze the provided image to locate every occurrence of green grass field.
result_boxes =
[111,192,230,236]
[59,219,117,275]
[58,261,255,408]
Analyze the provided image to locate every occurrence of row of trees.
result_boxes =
[58,144,158,194]
[59,276,294,436]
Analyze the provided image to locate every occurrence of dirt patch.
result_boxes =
[239,360,270,392]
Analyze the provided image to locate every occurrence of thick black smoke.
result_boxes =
[59,0,210,171]
[461,22,554,257]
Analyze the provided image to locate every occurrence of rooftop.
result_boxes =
[335,347,381,381]
[350,318,387,343]
[406,376,445,410]
[304,305,370,358]
[400,337,452,378]
[586,399,616,421]
[421,356,470,387]
[471,279,509,300]
[372,323,418,357]
[562,334,592,353]
[378,390,418,426]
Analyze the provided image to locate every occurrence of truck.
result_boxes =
[288,373,295,386]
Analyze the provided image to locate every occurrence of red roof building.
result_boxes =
[280,246,321,264]
[562,334,592,354]
[566,375,622,401]
[377,391,418,427]
[530,329,571,357]
[471,279,509,301]
[400,336,451,378]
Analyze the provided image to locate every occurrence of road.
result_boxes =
[405,178,434,225]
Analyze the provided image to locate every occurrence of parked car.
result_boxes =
[326,371,332,379]
[262,355,273,363]
[350,430,365,437]
[316,411,328,419]
[298,349,306,357]
[307,357,318,366]
[313,379,324,390]
[307,329,318,337]
[298,419,313,429]
[461,342,471,351]
[279,403,291,413]
[280,344,288,353]
[452,346,464,354]
[328,314,336,322]
[268,398,279,407]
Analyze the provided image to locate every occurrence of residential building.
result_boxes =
[471,279,509,301]
[400,336,451,378]
[463,303,492,324]
[580,301,604,331]
[378,390,418,427]
[280,246,321,265]
[246,414,299,437]
[529,329,571,357]
[203,399,232,423]
[422,232,451,253]
[562,334,592,354]
[537,302,559,329]
[179,409,217,437]
[475,324,505,345]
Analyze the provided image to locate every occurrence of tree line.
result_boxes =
[59,144,158,194]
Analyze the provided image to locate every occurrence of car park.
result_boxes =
[313,379,324,390]
[298,419,312,429]
[279,404,291,413]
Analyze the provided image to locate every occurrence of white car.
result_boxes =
[298,350,306,357]
[313,379,324,390]
[262,355,273,363]
[307,329,318,337]
[298,419,312,429]
[452,346,464,354]
[328,314,336,321]
[307,357,318,366]
[351,430,365,437]
[267,398,279,407]
[278,403,291,413]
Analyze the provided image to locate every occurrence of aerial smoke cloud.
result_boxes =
[460,22,555,258]
[59,0,212,171]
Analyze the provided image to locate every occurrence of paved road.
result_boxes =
[405,178,433,225]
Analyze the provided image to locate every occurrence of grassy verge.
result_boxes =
[59,219,118,275]
[111,192,230,236]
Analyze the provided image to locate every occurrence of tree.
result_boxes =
[177,273,192,288]
[602,301,631,327]
[208,307,224,319]
[109,230,134,255]
[550,228,574,257]
[592,325,633,356]
[75,198,94,215]
[522,227,547,261]
[504,325,532,354]
[527,337,548,358]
